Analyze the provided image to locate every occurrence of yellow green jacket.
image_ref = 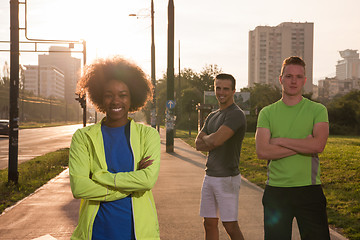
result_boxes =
[69,118,160,240]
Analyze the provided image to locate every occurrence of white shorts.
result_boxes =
[200,174,241,222]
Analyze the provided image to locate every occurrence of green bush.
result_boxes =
[246,115,257,132]
[329,123,356,135]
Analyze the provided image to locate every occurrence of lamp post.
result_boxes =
[166,0,175,152]
[9,0,20,183]
[130,0,156,129]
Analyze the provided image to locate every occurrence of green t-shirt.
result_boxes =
[257,97,328,187]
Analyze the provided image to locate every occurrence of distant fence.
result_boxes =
[0,88,82,123]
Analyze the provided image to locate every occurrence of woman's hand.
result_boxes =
[138,156,154,170]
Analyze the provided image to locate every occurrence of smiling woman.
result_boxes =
[69,56,160,240]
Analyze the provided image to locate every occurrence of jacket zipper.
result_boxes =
[129,123,137,240]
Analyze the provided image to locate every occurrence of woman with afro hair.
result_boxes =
[69,56,160,240]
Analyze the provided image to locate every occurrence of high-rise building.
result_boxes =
[316,49,360,99]
[24,65,65,99]
[38,46,81,103]
[248,22,314,93]
[336,49,360,80]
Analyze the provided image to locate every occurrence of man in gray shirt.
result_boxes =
[196,73,246,240]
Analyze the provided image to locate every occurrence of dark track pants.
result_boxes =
[262,185,330,240]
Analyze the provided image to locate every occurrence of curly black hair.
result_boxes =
[76,56,153,113]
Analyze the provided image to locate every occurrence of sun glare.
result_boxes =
[24,0,151,68]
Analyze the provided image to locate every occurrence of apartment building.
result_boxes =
[24,65,65,99]
[248,22,314,93]
[38,46,81,103]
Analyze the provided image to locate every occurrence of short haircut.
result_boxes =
[76,56,153,113]
[280,56,306,77]
[215,73,236,90]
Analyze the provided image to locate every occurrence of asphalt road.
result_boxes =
[0,124,83,169]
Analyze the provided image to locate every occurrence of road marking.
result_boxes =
[32,234,57,240]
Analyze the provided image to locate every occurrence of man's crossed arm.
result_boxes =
[195,125,235,152]
[255,122,329,160]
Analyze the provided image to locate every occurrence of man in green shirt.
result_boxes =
[255,56,330,240]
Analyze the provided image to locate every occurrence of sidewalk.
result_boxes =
[0,129,347,240]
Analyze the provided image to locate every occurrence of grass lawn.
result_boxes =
[177,130,360,240]
[0,149,69,214]
[321,136,360,239]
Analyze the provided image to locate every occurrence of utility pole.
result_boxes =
[82,40,87,127]
[150,0,157,129]
[178,40,181,96]
[166,0,175,152]
[9,0,19,184]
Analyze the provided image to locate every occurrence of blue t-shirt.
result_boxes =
[92,122,135,240]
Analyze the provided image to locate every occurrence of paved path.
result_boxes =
[0,129,347,240]
[0,169,79,240]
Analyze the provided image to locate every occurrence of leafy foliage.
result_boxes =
[148,64,222,130]
[190,64,221,92]
[240,83,282,131]
[241,83,282,115]
[326,90,360,135]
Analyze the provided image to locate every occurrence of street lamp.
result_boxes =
[129,0,157,129]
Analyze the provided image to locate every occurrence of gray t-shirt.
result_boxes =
[201,103,246,177]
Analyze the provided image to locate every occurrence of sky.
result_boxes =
[0,0,359,91]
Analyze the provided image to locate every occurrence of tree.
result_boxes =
[176,87,202,129]
[327,90,360,135]
[239,83,281,132]
[241,83,282,115]
[0,62,10,118]
[150,64,222,129]
[180,68,198,90]
[189,64,222,93]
